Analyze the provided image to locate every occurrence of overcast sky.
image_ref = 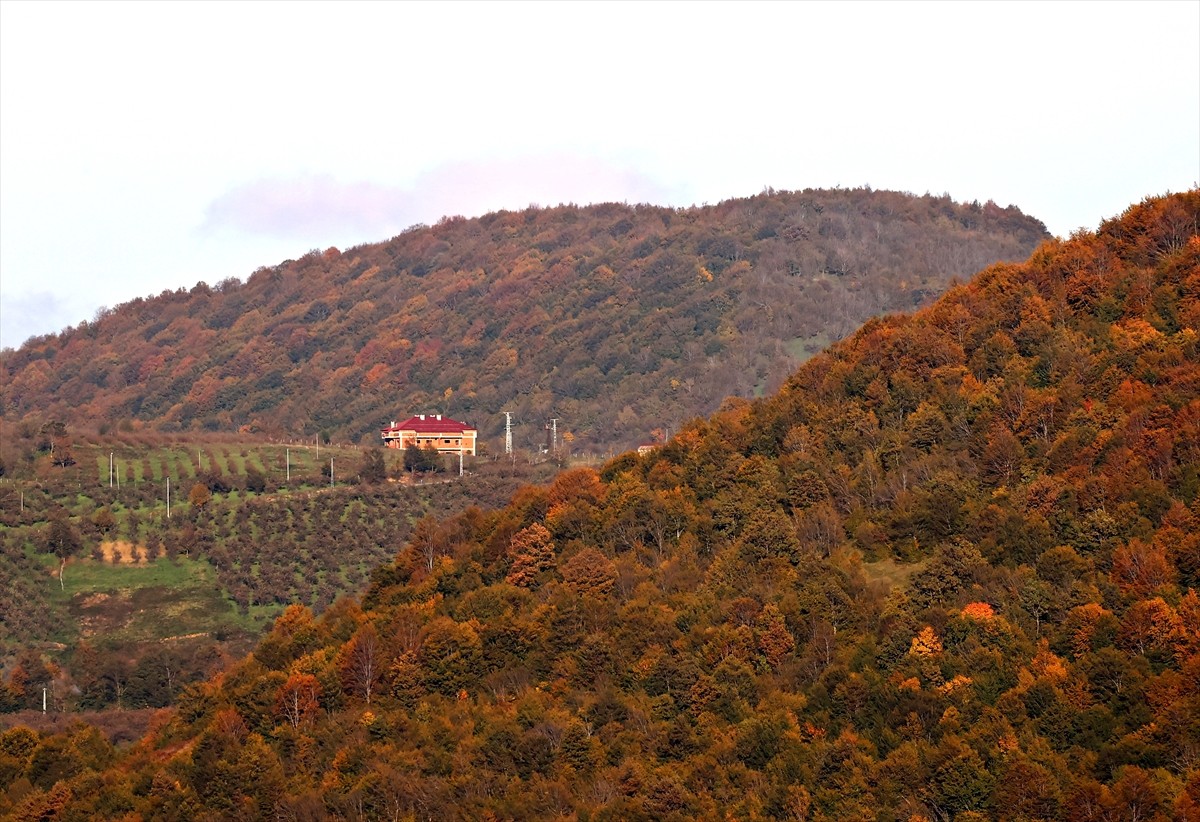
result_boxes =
[2,1,1197,350]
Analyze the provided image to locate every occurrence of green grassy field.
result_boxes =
[786,332,833,363]
[751,333,835,397]
[49,555,280,646]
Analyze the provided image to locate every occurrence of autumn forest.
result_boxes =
[1,188,1046,452]
[0,189,1198,821]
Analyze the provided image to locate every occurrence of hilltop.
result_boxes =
[3,192,1194,820]
[1,188,1047,453]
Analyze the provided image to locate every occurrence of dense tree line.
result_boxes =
[1,193,1193,819]
[1,189,1047,452]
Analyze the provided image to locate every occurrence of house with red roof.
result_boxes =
[381,414,477,455]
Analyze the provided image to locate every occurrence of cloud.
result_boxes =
[202,155,682,243]
[202,176,410,240]
[0,290,78,350]
[412,155,681,220]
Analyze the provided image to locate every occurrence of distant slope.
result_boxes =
[4,193,1194,820]
[0,435,562,651]
[0,188,1047,452]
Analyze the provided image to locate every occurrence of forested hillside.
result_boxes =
[0,188,1046,453]
[3,193,1194,820]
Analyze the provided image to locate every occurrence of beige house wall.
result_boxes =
[383,429,477,455]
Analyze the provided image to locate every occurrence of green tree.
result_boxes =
[45,510,80,559]
[45,509,81,590]
[403,444,442,474]
[419,617,483,695]
[358,448,388,484]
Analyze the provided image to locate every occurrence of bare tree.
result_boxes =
[338,624,383,705]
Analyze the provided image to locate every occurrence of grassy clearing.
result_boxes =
[59,554,198,591]
[50,555,278,645]
[786,332,832,364]
[860,556,927,592]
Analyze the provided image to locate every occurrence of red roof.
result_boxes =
[383,414,475,434]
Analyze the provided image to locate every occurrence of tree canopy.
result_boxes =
[1,192,1195,821]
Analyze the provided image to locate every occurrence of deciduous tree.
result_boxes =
[275,672,322,728]
[337,624,383,705]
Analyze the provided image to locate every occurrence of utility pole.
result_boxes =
[504,412,513,455]
[109,452,114,488]
[550,418,559,454]
[459,443,464,477]
[166,477,171,519]
[329,457,334,488]
[286,448,291,483]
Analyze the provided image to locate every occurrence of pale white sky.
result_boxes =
[1,0,1197,349]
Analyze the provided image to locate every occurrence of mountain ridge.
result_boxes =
[1,187,1047,453]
